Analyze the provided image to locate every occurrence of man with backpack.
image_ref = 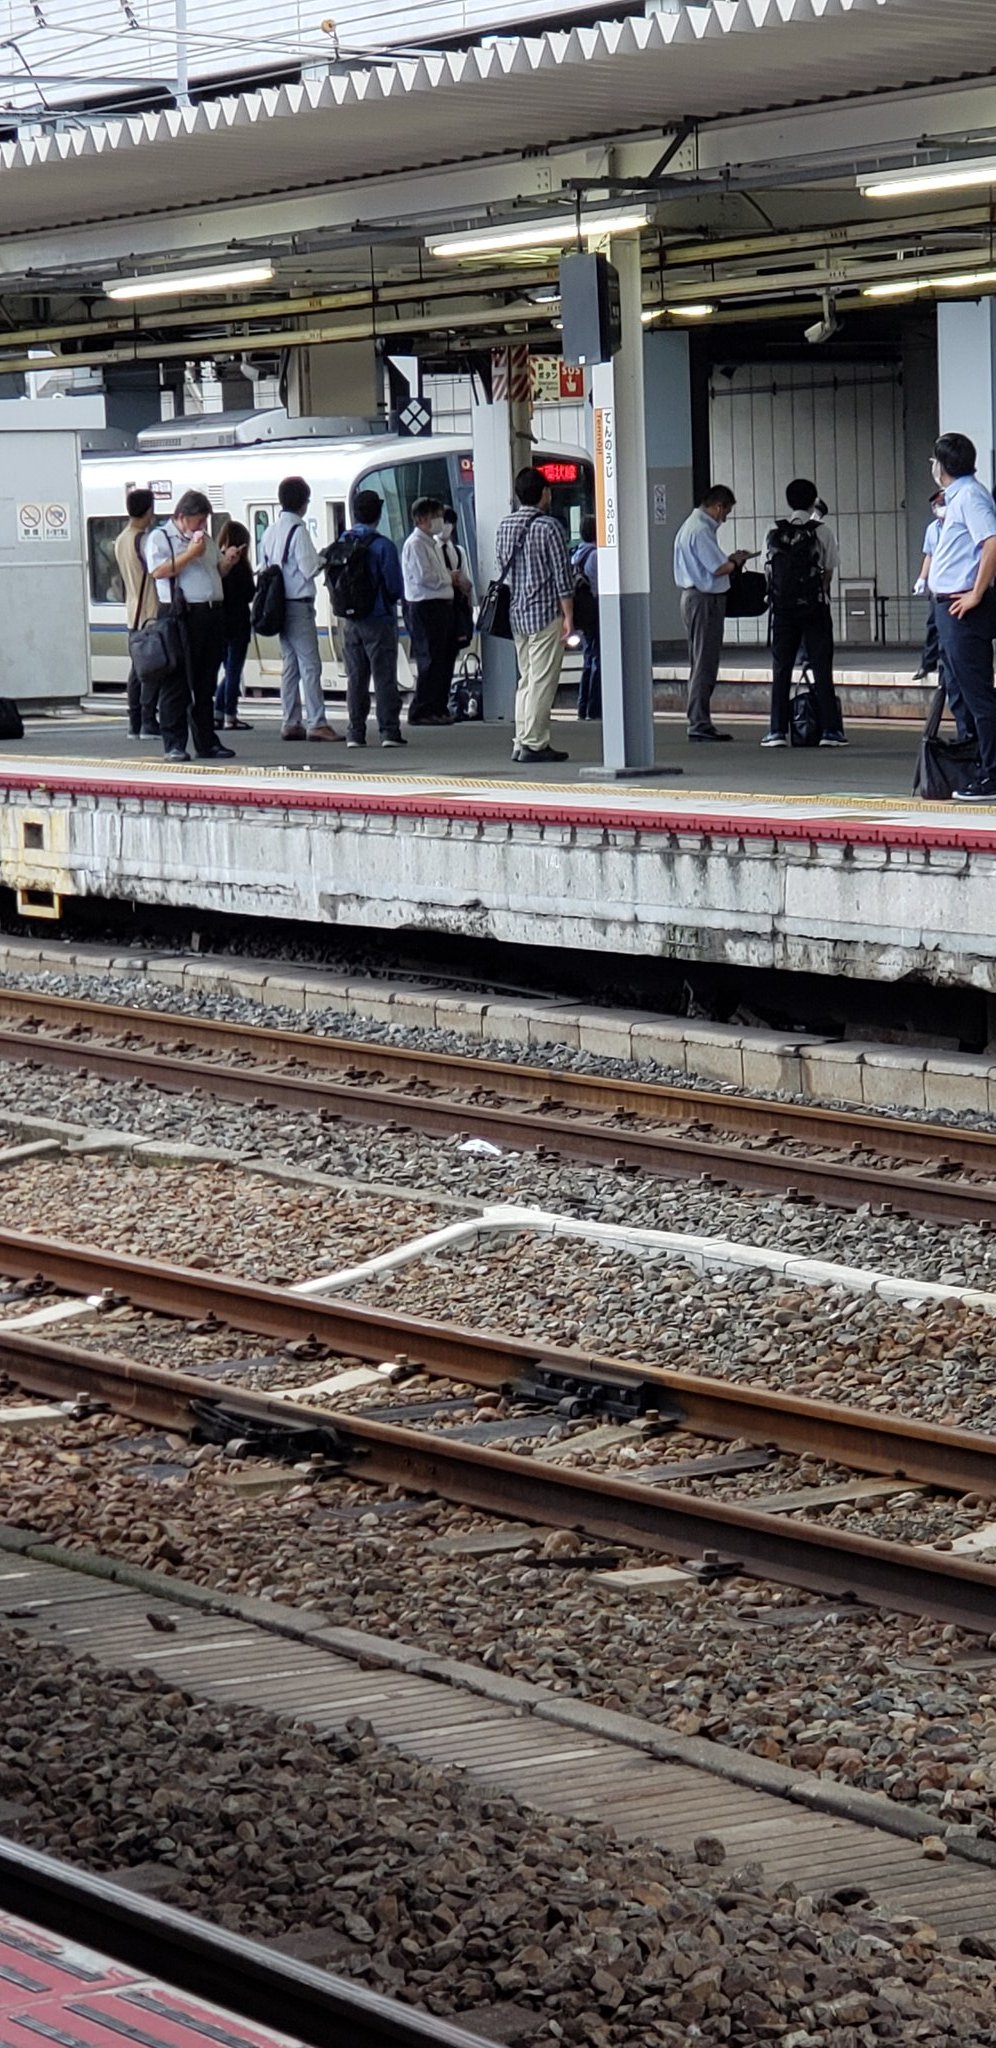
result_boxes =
[257,476,340,742]
[327,489,406,748]
[763,478,846,749]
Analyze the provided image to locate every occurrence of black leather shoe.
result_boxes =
[197,743,236,759]
[689,729,733,742]
[517,744,569,763]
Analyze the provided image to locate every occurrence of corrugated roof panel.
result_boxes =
[0,0,991,236]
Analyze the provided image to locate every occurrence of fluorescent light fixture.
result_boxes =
[863,266,996,300]
[860,158,996,200]
[426,207,650,259]
[103,262,274,301]
[642,302,715,323]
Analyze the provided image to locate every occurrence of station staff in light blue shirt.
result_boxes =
[672,485,753,741]
[927,432,996,802]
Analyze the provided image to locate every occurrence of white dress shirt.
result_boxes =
[402,526,453,604]
[145,521,223,602]
[672,507,731,594]
[259,510,322,599]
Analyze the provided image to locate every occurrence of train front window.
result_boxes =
[356,458,452,553]
[87,517,127,604]
[534,458,593,545]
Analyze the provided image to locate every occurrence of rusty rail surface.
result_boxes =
[2,1322,995,1630]
[0,987,991,1222]
[2,1228,995,1498]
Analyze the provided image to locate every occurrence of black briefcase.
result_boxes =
[913,682,978,800]
[725,567,768,618]
[129,613,183,684]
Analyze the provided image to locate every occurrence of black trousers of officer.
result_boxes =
[159,601,225,756]
[770,603,839,738]
[406,599,456,721]
[934,587,996,781]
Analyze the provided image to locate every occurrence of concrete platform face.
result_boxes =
[2,710,995,991]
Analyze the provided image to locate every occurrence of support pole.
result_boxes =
[583,235,679,779]
[937,301,996,491]
[472,346,533,723]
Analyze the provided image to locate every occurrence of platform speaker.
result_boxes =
[559,253,622,367]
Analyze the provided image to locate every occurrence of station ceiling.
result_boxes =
[1,0,996,372]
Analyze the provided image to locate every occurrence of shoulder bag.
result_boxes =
[477,519,532,640]
[251,521,301,637]
[128,535,185,686]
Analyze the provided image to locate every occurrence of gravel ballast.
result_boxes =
[4,1629,996,2047]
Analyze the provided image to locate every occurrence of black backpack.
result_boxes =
[766,519,825,613]
[250,522,300,637]
[324,532,377,620]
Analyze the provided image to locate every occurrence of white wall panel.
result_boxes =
[713,362,906,644]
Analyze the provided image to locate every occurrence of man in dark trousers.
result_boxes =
[402,496,457,726]
[763,478,846,749]
[340,489,406,748]
[929,431,996,803]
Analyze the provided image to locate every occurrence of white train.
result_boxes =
[83,427,594,691]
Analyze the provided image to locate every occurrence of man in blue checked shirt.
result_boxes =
[928,432,996,803]
[673,485,754,742]
[496,467,575,764]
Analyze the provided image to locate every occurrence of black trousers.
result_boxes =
[770,604,840,737]
[406,599,456,720]
[126,661,161,733]
[159,603,225,756]
[934,588,996,779]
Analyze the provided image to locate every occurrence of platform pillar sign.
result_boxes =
[473,346,534,722]
[585,234,661,779]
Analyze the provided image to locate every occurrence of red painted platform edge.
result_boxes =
[1,767,994,855]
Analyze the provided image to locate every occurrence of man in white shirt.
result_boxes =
[145,488,242,762]
[402,496,457,726]
[673,485,752,742]
[258,476,339,742]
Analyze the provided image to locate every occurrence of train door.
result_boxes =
[248,502,278,565]
[322,500,348,669]
[246,502,280,698]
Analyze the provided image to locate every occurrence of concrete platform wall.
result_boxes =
[6,780,996,992]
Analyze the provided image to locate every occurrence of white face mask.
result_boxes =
[931,458,944,486]
[429,517,445,536]
[441,522,455,540]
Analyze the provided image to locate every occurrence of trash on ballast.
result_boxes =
[457,1137,504,1156]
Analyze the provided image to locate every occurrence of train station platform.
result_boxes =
[0,708,992,994]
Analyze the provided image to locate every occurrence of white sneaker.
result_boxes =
[760,732,789,748]
[819,733,848,747]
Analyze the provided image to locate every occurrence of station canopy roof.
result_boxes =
[1,0,995,238]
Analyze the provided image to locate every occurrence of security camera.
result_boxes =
[805,291,841,346]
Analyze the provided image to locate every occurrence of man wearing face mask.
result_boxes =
[402,496,457,726]
[927,432,996,802]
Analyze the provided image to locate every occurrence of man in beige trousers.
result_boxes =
[495,466,575,764]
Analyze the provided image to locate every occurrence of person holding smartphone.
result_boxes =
[213,520,254,731]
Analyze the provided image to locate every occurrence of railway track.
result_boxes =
[0,985,992,1223]
[4,1293,996,1628]
[4,1223,996,1495]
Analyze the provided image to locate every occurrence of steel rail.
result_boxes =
[0,994,991,1221]
[0,1840,489,2048]
[0,982,991,1166]
[2,1324,996,1629]
[2,1230,996,1497]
